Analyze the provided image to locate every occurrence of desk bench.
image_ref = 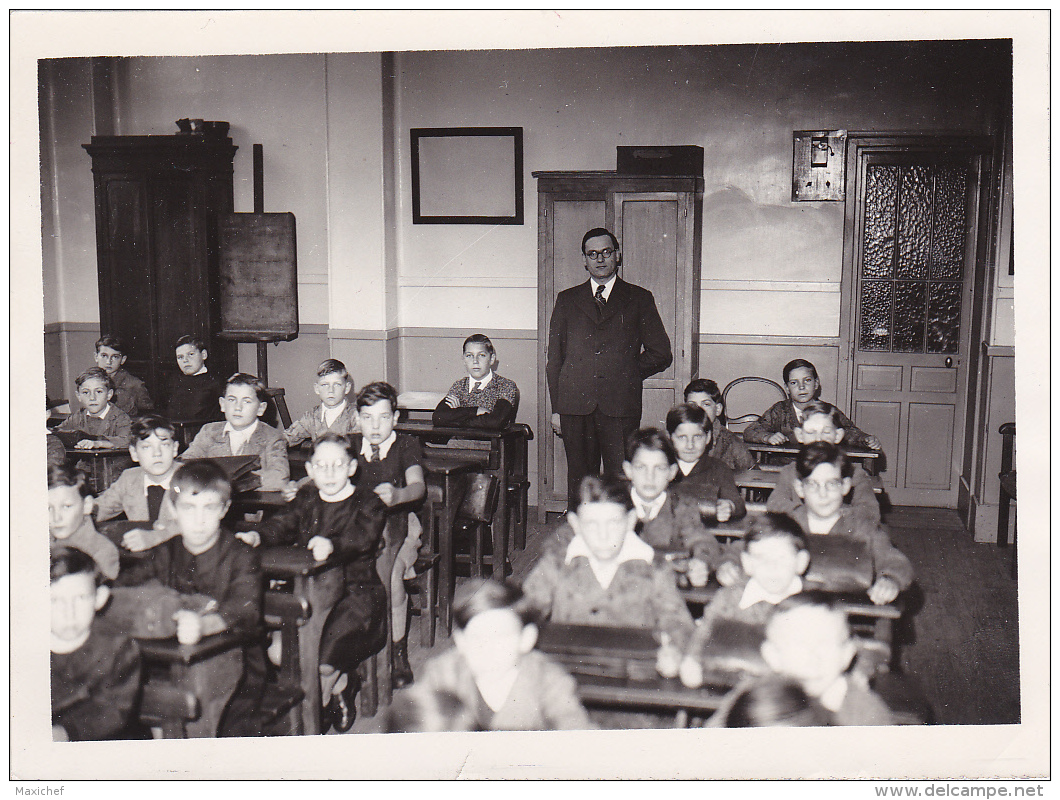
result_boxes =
[734,468,885,502]
[745,443,884,476]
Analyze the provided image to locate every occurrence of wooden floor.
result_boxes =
[350,504,1020,731]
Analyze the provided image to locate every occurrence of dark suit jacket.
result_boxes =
[546,277,672,417]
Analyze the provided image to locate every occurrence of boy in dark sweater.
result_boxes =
[94,335,154,418]
[163,335,223,423]
[51,547,141,741]
[433,334,519,430]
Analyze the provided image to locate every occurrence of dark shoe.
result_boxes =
[392,636,414,690]
[328,673,359,734]
[410,552,441,577]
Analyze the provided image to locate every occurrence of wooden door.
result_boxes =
[843,139,991,506]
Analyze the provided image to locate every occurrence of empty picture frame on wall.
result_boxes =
[411,126,524,224]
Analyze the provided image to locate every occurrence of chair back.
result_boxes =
[457,472,499,524]
[263,387,293,429]
[722,376,787,433]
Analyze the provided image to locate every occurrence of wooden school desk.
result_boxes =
[137,630,251,738]
[63,444,131,495]
[536,623,735,719]
[734,468,885,502]
[745,442,884,476]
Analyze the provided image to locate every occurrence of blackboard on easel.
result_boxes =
[218,211,298,340]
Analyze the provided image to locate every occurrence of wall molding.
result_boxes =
[700,280,841,293]
[398,276,536,289]
[698,334,842,347]
[396,327,538,340]
[983,344,1014,357]
[44,321,100,335]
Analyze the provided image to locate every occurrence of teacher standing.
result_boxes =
[546,227,673,508]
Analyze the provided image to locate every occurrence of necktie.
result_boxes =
[370,444,381,463]
[470,381,481,393]
[146,484,166,523]
[594,284,607,310]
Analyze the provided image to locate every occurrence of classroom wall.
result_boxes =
[40,41,1012,510]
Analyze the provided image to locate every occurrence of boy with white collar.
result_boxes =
[680,513,809,689]
[284,358,360,447]
[521,474,694,678]
[433,334,520,430]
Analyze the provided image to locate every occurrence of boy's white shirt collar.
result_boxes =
[473,666,520,712]
[321,399,347,427]
[631,490,667,522]
[817,675,850,713]
[361,430,398,460]
[738,575,803,609]
[467,372,494,392]
[223,419,259,455]
[565,528,655,589]
[143,471,174,491]
[677,459,697,476]
[193,366,208,376]
[806,512,840,535]
[320,482,355,503]
[590,273,617,300]
[90,404,111,420]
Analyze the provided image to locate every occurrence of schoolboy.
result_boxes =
[765,400,882,524]
[622,427,723,587]
[418,579,593,731]
[711,593,894,726]
[94,335,154,417]
[163,335,223,423]
[432,334,520,430]
[56,367,133,450]
[116,461,264,737]
[94,415,180,531]
[520,474,694,678]
[664,403,747,519]
[679,514,809,689]
[284,358,360,447]
[181,372,290,491]
[789,442,912,606]
[49,463,120,581]
[350,381,426,689]
[51,547,141,741]
[683,379,755,471]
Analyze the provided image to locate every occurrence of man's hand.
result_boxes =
[868,576,899,605]
[374,482,397,506]
[715,561,742,586]
[686,557,709,588]
[716,499,735,523]
[174,610,204,645]
[235,530,261,548]
[550,412,562,436]
[766,432,788,445]
[308,535,334,562]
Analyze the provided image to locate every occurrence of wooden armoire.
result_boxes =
[82,135,239,399]
[534,171,704,518]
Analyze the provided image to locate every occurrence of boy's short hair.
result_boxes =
[175,334,207,352]
[726,677,830,728]
[48,462,90,496]
[309,432,356,460]
[171,460,233,504]
[131,414,178,443]
[225,372,269,403]
[452,578,536,629]
[574,474,635,513]
[744,513,808,553]
[76,367,114,392]
[796,441,853,480]
[665,403,708,435]
[51,546,100,586]
[316,359,350,380]
[581,227,620,253]
[783,358,819,384]
[798,400,844,429]
[356,381,398,412]
[462,334,495,357]
[625,427,678,466]
[95,335,125,354]
[684,378,722,404]
[768,591,850,638]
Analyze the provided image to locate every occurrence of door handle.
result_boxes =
[944,357,953,368]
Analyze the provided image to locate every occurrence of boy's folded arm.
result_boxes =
[257,435,290,490]
[431,401,477,427]
[459,398,515,430]
[717,470,746,518]
[216,550,264,635]
[652,567,695,651]
[869,528,914,590]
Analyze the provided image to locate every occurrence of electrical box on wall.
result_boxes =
[792,130,846,201]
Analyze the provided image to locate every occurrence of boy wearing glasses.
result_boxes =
[546,227,673,509]
[789,442,911,605]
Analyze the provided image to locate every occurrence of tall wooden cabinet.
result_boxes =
[534,171,704,517]
[83,135,238,398]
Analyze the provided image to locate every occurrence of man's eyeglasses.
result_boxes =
[585,248,615,261]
